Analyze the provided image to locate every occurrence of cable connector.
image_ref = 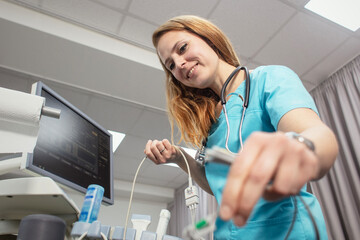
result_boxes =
[185,185,199,224]
[185,185,199,209]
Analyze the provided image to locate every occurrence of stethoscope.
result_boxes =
[195,66,251,164]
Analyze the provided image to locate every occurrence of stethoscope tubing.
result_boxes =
[196,66,251,161]
[221,66,250,153]
[220,66,250,107]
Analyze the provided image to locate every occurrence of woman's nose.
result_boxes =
[174,56,186,69]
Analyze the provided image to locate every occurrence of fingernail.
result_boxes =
[220,205,232,220]
[234,215,246,226]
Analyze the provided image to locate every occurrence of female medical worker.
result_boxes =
[144,15,338,240]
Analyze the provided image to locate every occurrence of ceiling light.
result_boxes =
[108,130,125,152]
[305,0,360,31]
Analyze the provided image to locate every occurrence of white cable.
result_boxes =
[123,156,147,240]
[76,231,87,240]
[190,207,196,224]
[75,230,108,240]
[101,232,108,240]
[122,146,194,240]
[174,146,193,186]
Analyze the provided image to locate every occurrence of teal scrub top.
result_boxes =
[205,65,328,240]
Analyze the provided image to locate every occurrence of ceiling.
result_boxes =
[0,0,360,201]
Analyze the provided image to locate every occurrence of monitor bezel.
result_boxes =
[30,81,114,205]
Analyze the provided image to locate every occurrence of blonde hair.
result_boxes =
[153,15,240,147]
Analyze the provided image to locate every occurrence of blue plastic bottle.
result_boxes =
[78,184,104,223]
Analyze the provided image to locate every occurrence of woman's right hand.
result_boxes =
[144,139,179,164]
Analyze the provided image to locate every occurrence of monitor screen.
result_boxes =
[29,81,113,205]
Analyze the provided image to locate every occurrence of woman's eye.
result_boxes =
[179,43,187,53]
[169,62,175,71]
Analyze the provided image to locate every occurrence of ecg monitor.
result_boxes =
[29,81,114,205]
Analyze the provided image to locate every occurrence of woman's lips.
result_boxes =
[187,63,198,78]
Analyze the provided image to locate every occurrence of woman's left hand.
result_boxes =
[219,131,320,226]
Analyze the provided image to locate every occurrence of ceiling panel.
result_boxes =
[17,0,40,5]
[129,108,171,141]
[90,0,130,11]
[137,165,188,188]
[115,134,149,160]
[253,11,350,76]
[128,0,219,25]
[210,0,296,58]
[42,0,123,33]
[85,96,145,134]
[167,172,189,187]
[302,37,360,85]
[139,163,185,184]
[113,154,151,181]
[119,16,158,49]
[41,0,72,13]
[280,0,310,8]
[137,175,180,188]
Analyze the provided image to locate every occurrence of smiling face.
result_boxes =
[157,30,222,90]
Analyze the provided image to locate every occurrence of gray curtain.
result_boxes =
[168,182,217,239]
[310,55,360,240]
